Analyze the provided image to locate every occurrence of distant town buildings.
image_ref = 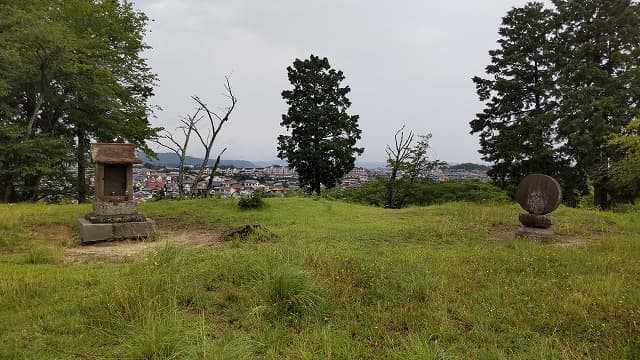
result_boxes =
[100,163,490,201]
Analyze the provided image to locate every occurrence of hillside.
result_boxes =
[138,151,256,168]
[0,199,638,358]
[447,163,491,171]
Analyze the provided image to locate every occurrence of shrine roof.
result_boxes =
[91,143,141,164]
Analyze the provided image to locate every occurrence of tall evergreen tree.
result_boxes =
[553,0,640,207]
[278,55,363,195]
[472,3,565,194]
[472,0,640,206]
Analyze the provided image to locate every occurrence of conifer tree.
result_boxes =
[553,0,640,207]
[471,3,562,191]
[472,0,640,206]
[278,55,363,195]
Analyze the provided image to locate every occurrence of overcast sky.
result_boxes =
[133,0,547,164]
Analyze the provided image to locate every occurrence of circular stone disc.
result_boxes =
[515,174,562,215]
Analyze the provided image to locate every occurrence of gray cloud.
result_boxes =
[134,0,545,163]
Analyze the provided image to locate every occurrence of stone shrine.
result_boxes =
[515,174,562,242]
[77,143,156,243]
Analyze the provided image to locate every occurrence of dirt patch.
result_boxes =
[32,224,74,245]
[553,235,588,247]
[487,228,516,244]
[64,229,223,263]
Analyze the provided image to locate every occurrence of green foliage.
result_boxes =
[447,163,490,171]
[237,188,267,209]
[384,126,446,208]
[0,124,72,202]
[608,119,640,202]
[0,0,158,202]
[341,178,509,207]
[277,55,364,195]
[472,1,640,206]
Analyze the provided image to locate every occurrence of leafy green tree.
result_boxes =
[608,119,640,202]
[0,125,72,202]
[0,0,158,202]
[277,55,363,195]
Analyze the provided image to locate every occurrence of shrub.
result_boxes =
[338,178,509,207]
[238,189,267,209]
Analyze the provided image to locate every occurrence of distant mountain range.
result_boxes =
[138,152,489,171]
[137,152,257,168]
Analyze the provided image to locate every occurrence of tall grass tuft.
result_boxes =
[86,244,204,357]
[117,309,189,359]
[249,261,326,322]
[22,245,63,264]
[95,244,199,322]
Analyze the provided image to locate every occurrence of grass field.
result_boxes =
[0,197,639,359]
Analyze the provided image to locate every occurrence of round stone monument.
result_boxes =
[515,174,562,242]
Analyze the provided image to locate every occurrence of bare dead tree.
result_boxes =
[399,133,446,206]
[385,126,414,208]
[151,108,202,196]
[385,126,445,208]
[191,76,237,196]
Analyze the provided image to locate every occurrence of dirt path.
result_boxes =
[487,225,591,246]
[31,224,223,263]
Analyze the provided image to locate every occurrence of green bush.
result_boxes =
[238,189,267,209]
[338,178,509,207]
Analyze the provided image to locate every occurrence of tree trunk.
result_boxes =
[314,172,321,195]
[385,168,398,208]
[593,183,609,209]
[206,152,224,194]
[25,175,41,202]
[2,182,12,203]
[76,130,89,203]
[177,154,185,197]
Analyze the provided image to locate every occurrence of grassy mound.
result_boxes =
[0,198,638,358]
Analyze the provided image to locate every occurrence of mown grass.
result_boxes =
[0,197,639,358]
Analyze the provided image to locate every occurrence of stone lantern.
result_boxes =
[77,143,156,243]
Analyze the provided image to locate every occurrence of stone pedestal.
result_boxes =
[85,200,147,223]
[515,226,554,243]
[79,199,156,243]
[516,213,555,242]
[78,218,156,243]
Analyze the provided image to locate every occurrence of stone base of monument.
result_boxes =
[85,213,148,224]
[515,227,554,243]
[519,213,553,228]
[77,218,156,244]
[78,200,156,244]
